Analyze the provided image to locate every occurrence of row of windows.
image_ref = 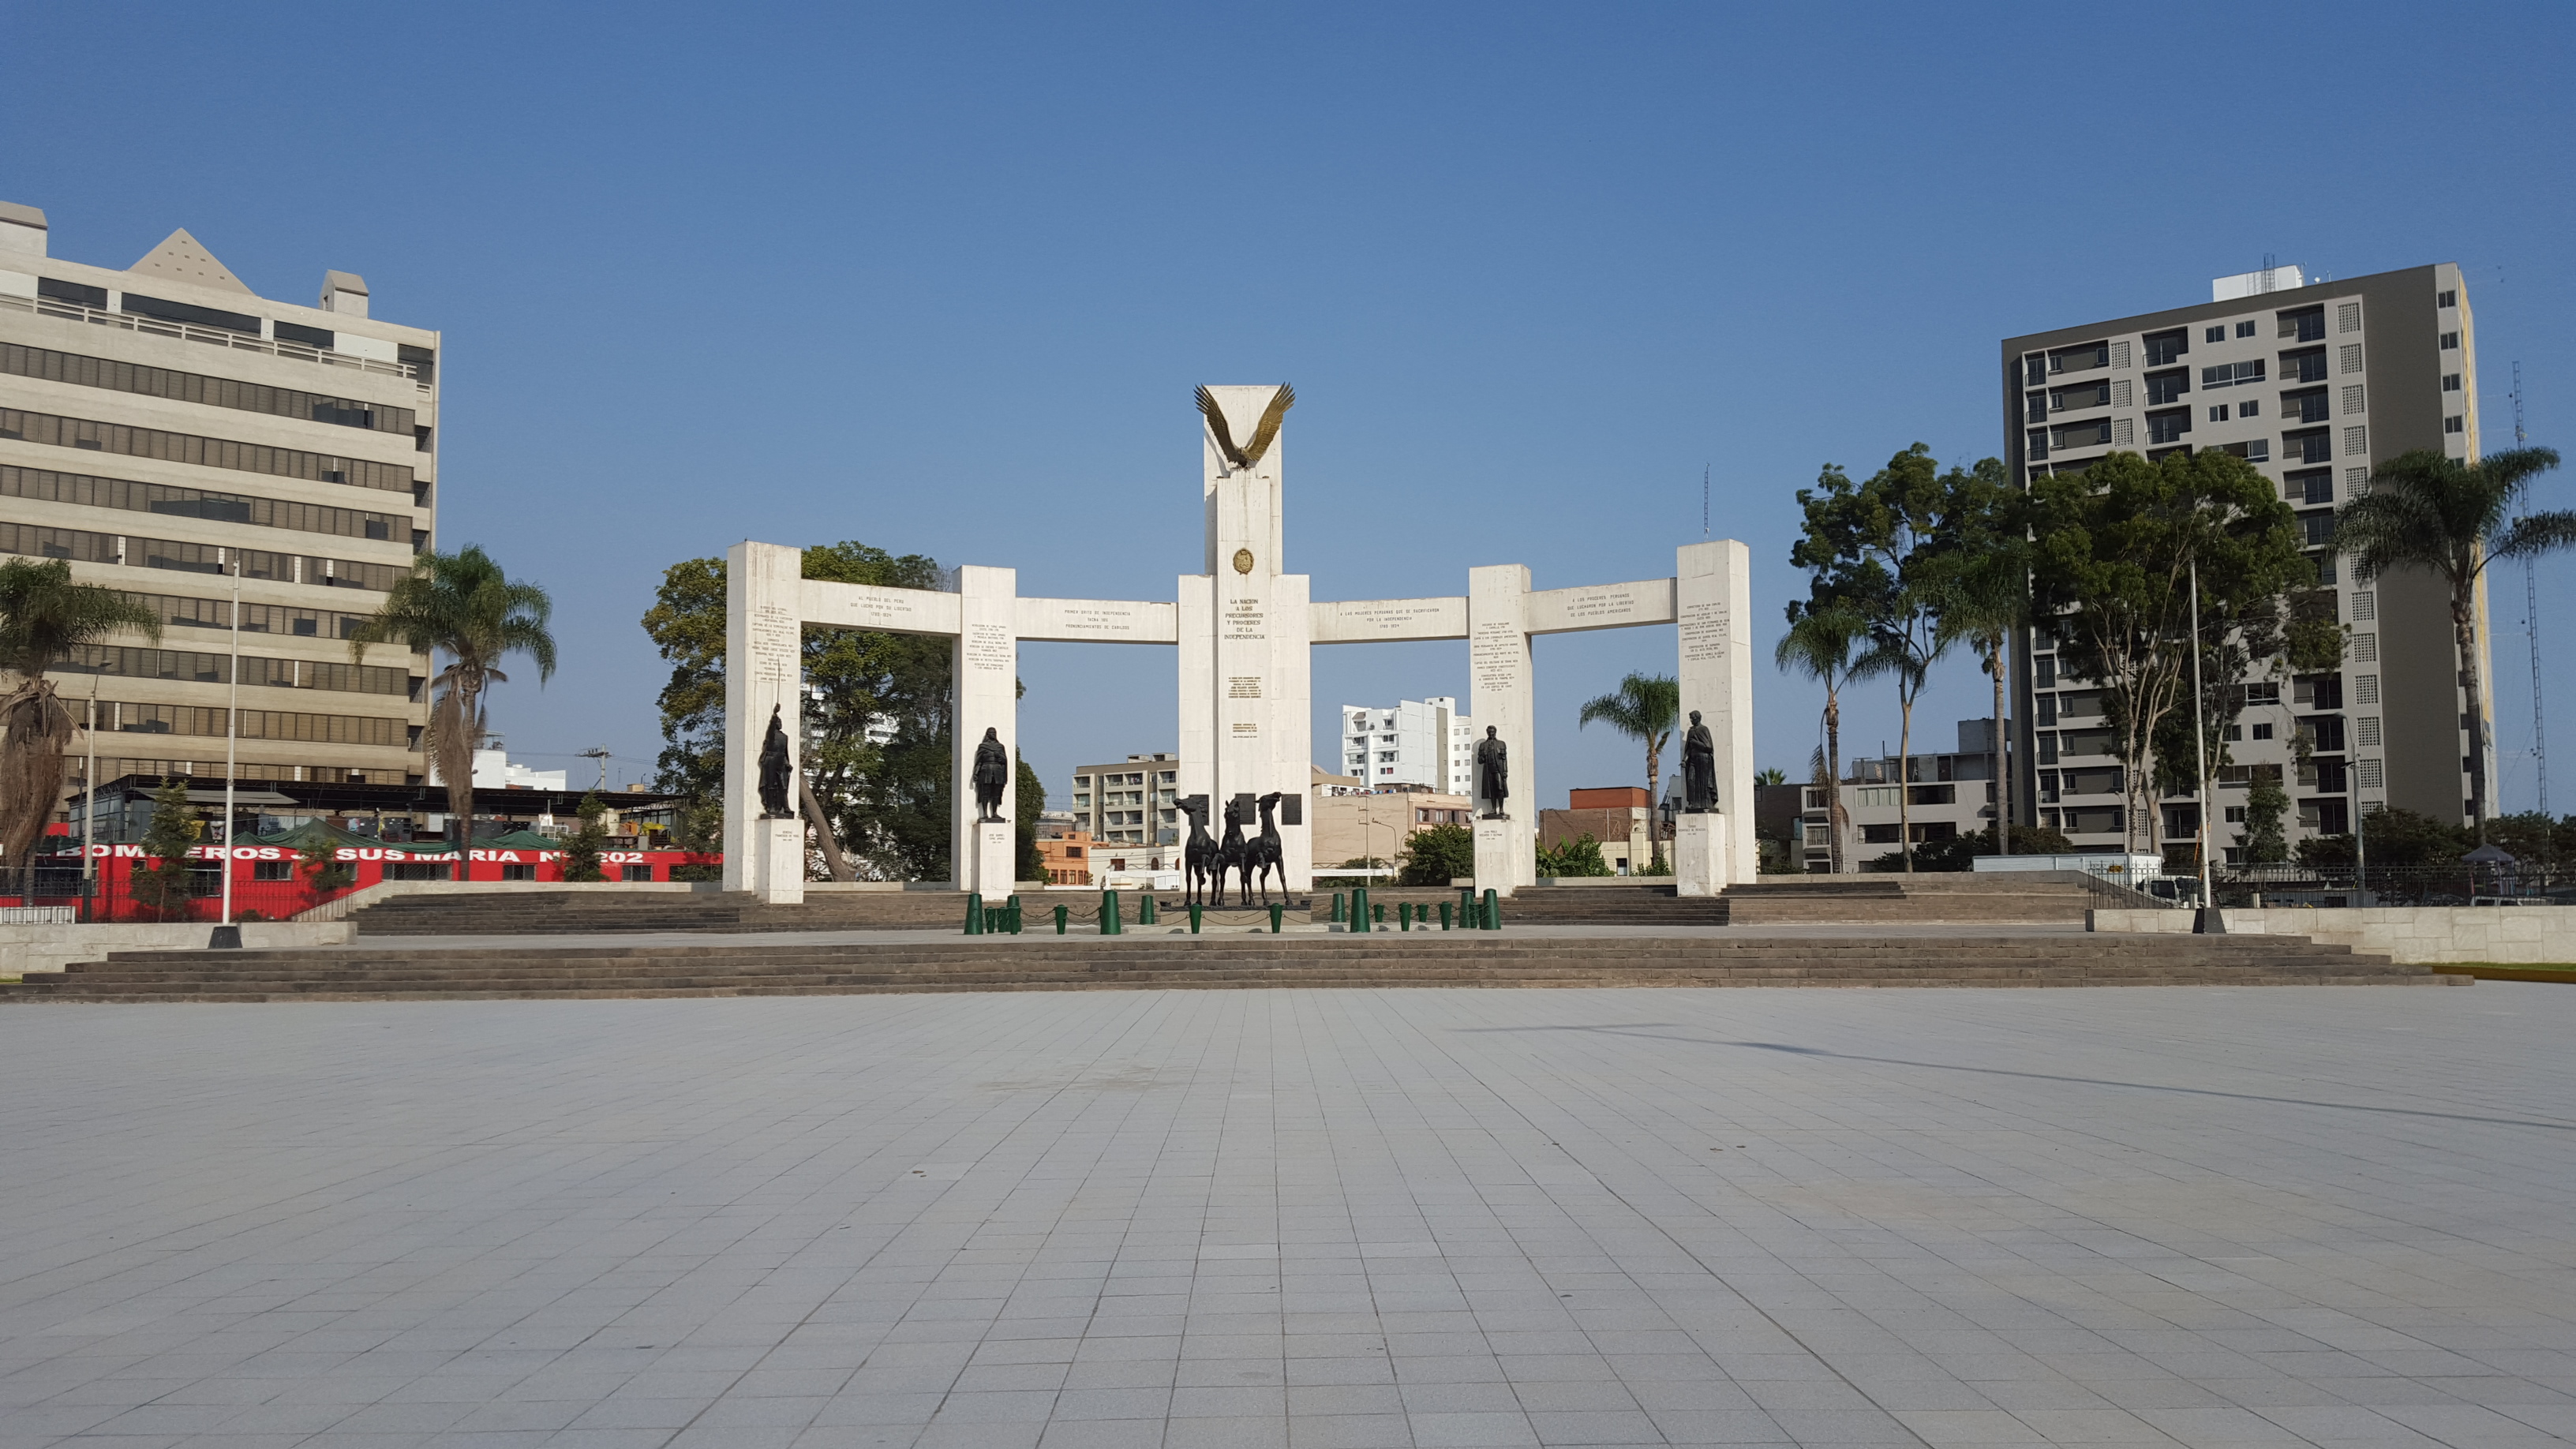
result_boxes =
[0,343,416,436]
[122,590,382,642]
[2027,301,2364,385]
[0,408,414,494]
[57,644,414,698]
[32,281,439,383]
[80,698,411,747]
[0,465,414,545]
[0,520,406,590]
[73,758,405,786]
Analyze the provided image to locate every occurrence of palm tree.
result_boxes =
[0,559,161,890]
[2330,447,2572,844]
[1754,767,1788,785]
[1774,602,1869,873]
[1577,672,1679,869]
[347,546,556,878]
[1937,549,2032,858]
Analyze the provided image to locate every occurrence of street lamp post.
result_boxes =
[2188,557,2221,934]
[215,556,242,945]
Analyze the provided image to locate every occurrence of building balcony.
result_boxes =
[2,293,429,394]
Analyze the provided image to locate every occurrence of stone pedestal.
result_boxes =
[1472,817,1518,898]
[1673,812,1728,898]
[968,821,1016,897]
[752,817,804,905]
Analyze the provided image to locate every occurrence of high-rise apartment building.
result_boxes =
[1337,696,1474,792]
[0,203,436,792]
[2003,263,2487,860]
[1070,753,1180,846]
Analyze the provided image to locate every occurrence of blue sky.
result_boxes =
[9,2,2573,813]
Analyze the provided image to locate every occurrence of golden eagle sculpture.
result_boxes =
[1196,384,1294,475]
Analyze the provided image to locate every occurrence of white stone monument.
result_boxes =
[717,387,1760,904]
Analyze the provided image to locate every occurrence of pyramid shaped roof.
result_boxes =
[127,228,253,294]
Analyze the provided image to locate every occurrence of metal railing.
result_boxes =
[0,292,428,391]
[2211,863,2570,908]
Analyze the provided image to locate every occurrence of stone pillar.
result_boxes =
[1468,564,1534,894]
[723,541,805,903]
[1673,811,1729,897]
[1188,385,1310,893]
[1677,541,1756,883]
[953,565,1018,896]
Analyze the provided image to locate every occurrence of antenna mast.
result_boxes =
[1702,465,1709,538]
[2513,362,2546,815]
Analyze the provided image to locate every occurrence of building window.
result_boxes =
[2237,399,2260,417]
[2208,404,2229,423]
[2282,387,2330,423]
[2283,428,2332,464]
[2445,415,2465,434]
[2237,320,2258,338]
[2252,723,2274,741]
[2145,369,2190,405]
[2278,305,2326,343]
[2440,331,2459,350]
[2205,326,2226,343]
[2143,329,2188,365]
[2202,360,2265,388]
[2437,289,2457,308]
[2285,469,2332,505]
[2284,346,2328,383]
[2146,409,2192,445]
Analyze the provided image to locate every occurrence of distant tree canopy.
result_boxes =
[642,542,958,881]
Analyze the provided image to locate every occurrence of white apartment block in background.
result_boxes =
[1337,696,1474,792]
[0,202,436,792]
[2005,264,2488,862]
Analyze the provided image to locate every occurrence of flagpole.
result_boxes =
[220,557,241,930]
[83,676,98,915]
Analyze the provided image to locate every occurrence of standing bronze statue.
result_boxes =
[1474,725,1510,819]
[972,726,1010,823]
[756,705,795,818]
[1681,709,1717,813]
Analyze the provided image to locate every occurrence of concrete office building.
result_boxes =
[0,204,436,794]
[1825,720,2005,869]
[1337,696,1474,792]
[2004,264,2487,861]
[1070,753,1180,848]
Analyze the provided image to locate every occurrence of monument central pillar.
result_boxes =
[1180,386,1311,891]
[1469,563,1536,894]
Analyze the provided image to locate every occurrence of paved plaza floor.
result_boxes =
[1,984,2570,1449]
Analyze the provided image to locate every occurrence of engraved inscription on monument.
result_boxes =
[963,622,1012,675]
[1470,620,1523,695]
[1228,676,1263,699]
[1679,599,1731,664]
[748,605,799,682]
[1223,597,1267,642]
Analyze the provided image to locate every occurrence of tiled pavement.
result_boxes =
[0,983,2570,1448]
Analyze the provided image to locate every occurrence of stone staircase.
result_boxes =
[1720,873,2098,924]
[345,889,1303,937]
[1,933,2451,1002]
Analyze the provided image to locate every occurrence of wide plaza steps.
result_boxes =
[346,889,1280,937]
[2,933,2448,1002]
[1720,874,2096,924]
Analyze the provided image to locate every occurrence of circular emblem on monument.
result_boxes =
[1232,548,1254,575]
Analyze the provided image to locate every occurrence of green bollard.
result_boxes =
[1102,889,1122,935]
[1483,888,1500,930]
[1189,902,1203,934]
[964,890,984,934]
[1269,903,1283,933]
[1007,896,1023,934]
[1458,887,1477,928]
[1399,902,1412,931]
[1373,901,1386,924]
[1140,894,1158,925]
[1352,886,1369,933]
[1440,900,1453,930]
[1054,904,1069,934]
[1331,892,1345,923]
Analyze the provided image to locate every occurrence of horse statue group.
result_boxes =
[1183,792,1286,908]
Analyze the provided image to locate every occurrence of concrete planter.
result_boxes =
[2,922,353,976]
[2091,904,2576,964]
